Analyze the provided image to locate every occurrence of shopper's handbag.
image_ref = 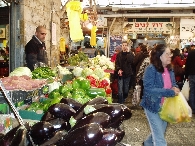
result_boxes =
[132,84,141,105]
[174,65,185,76]
[159,92,192,123]
[181,80,189,101]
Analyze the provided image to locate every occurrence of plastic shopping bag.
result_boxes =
[132,84,141,106]
[181,80,189,101]
[159,92,192,123]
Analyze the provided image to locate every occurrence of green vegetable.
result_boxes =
[72,78,90,90]
[9,67,32,77]
[42,85,49,94]
[84,105,96,114]
[62,91,72,98]
[72,88,85,99]
[69,116,77,127]
[48,90,61,99]
[32,67,56,79]
[72,79,80,89]
[59,85,69,94]
[86,88,106,98]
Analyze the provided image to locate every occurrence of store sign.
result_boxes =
[180,19,195,40]
[123,22,175,34]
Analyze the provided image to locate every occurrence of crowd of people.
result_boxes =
[109,42,195,146]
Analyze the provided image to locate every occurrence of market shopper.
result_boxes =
[25,26,48,71]
[140,44,180,146]
[115,41,134,103]
[185,45,195,114]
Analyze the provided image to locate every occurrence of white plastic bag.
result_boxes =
[181,80,189,101]
[132,84,141,106]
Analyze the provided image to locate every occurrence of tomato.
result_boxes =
[105,87,112,94]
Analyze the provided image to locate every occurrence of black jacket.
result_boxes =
[185,49,195,77]
[133,51,149,76]
[25,36,48,71]
[115,51,134,78]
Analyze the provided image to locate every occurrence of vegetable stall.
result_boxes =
[0,54,133,146]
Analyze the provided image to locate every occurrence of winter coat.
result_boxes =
[115,51,134,78]
[185,49,195,77]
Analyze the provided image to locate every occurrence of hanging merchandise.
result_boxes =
[80,13,88,21]
[90,26,97,46]
[59,37,66,52]
[103,37,107,48]
[66,0,84,42]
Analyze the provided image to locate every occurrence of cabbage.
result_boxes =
[72,66,83,77]
[93,67,105,79]
[81,67,93,78]
[9,67,32,77]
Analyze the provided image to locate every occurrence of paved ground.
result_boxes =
[114,92,195,146]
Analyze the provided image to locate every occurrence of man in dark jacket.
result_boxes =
[185,46,195,114]
[115,41,134,103]
[25,26,48,71]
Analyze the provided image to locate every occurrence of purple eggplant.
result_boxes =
[46,118,71,132]
[48,103,76,121]
[40,130,67,146]
[88,104,124,123]
[0,125,20,146]
[0,133,4,140]
[103,128,125,142]
[120,104,132,120]
[69,112,111,132]
[10,126,29,146]
[60,98,82,111]
[95,128,125,146]
[29,121,55,145]
[56,123,103,146]
[108,115,125,128]
[41,111,55,121]
[73,97,108,121]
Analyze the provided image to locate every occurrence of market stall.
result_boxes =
[0,52,133,145]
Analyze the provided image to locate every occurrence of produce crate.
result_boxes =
[61,73,73,83]
[19,110,44,121]
[0,88,45,114]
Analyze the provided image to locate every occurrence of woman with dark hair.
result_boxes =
[181,47,188,59]
[140,44,180,146]
[172,48,186,89]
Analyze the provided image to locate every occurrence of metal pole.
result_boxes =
[9,0,16,72]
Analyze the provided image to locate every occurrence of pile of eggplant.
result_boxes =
[0,97,132,146]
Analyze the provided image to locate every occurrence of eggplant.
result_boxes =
[10,126,29,146]
[108,115,125,128]
[0,125,20,146]
[48,103,76,121]
[60,98,82,111]
[73,97,108,121]
[95,128,125,146]
[46,118,71,132]
[120,104,132,120]
[41,111,56,121]
[88,104,124,122]
[69,112,111,132]
[0,133,4,140]
[103,128,125,142]
[40,130,67,146]
[29,121,55,145]
[56,123,103,146]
